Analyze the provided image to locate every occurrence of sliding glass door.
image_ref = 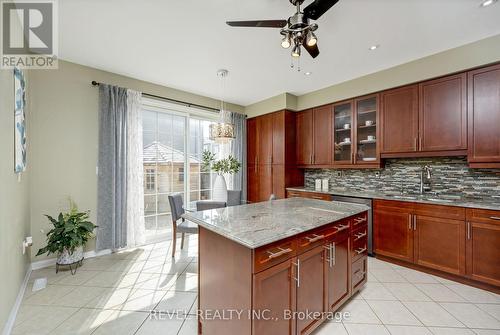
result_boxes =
[141,100,228,243]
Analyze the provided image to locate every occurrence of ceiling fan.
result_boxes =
[226,0,339,60]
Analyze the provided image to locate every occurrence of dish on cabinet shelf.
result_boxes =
[337,141,352,146]
[359,139,377,144]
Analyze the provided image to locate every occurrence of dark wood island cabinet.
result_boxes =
[185,198,369,335]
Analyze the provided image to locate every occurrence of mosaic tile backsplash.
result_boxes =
[305,157,500,198]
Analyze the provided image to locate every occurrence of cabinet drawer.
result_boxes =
[414,203,465,220]
[351,229,368,262]
[297,227,329,254]
[351,212,368,229]
[467,208,500,225]
[352,225,368,243]
[286,190,331,201]
[352,256,367,293]
[254,238,297,273]
[286,190,303,198]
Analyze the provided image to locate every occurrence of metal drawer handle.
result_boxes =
[336,224,350,232]
[354,232,367,241]
[293,260,300,287]
[305,234,325,243]
[266,247,292,259]
[490,216,500,221]
[355,270,366,278]
[355,247,367,255]
[354,217,367,225]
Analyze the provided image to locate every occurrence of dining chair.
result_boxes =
[227,190,242,206]
[168,193,198,258]
[196,200,226,211]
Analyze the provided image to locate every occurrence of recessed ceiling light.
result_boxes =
[369,45,380,51]
[480,0,497,7]
[305,72,312,76]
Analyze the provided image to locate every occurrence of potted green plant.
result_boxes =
[36,200,97,271]
[202,150,241,202]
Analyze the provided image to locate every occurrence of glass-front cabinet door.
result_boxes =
[355,94,380,165]
[332,101,354,165]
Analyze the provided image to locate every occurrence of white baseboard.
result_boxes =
[31,249,112,270]
[2,265,32,335]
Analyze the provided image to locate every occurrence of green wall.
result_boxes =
[0,69,31,331]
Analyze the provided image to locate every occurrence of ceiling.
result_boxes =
[59,0,500,106]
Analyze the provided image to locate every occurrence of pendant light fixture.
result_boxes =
[209,69,235,143]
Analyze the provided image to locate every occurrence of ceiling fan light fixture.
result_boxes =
[480,0,497,6]
[281,34,291,49]
[292,44,301,58]
[306,31,317,47]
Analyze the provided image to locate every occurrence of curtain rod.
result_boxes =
[91,80,220,113]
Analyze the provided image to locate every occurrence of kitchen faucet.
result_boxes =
[420,165,432,194]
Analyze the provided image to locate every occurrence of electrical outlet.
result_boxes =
[334,171,342,178]
[374,171,380,178]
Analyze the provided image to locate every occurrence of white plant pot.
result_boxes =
[213,174,228,202]
[57,245,84,265]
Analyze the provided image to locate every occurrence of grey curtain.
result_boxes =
[230,112,247,200]
[96,84,129,251]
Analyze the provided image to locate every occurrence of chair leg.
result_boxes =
[172,226,177,258]
[181,233,185,249]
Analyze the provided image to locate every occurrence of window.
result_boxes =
[145,168,156,191]
[141,98,231,242]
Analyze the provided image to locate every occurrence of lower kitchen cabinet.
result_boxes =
[466,209,500,287]
[296,245,326,335]
[414,215,466,276]
[325,236,350,312]
[253,259,297,335]
[249,212,368,335]
[374,200,500,289]
[374,201,414,263]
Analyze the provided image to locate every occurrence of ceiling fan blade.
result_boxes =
[303,0,339,20]
[226,20,287,28]
[303,40,320,58]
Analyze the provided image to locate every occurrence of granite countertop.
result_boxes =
[183,197,369,249]
[286,186,500,211]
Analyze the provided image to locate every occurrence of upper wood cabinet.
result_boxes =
[296,110,314,165]
[247,111,303,202]
[312,105,332,165]
[419,73,467,152]
[332,100,354,165]
[381,74,468,157]
[381,85,419,154]
[257,113,274,165]
[467,64,500,168]
[354,95,381,166]
[332,96,381,168]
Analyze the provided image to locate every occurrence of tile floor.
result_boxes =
[12,236,500,335]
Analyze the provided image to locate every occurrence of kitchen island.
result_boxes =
[184,197,369,335]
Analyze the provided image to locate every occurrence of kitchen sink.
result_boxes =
[426,198,455,203]
[385,194,418,200]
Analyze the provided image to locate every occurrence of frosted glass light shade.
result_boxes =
[209,122,235,143]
